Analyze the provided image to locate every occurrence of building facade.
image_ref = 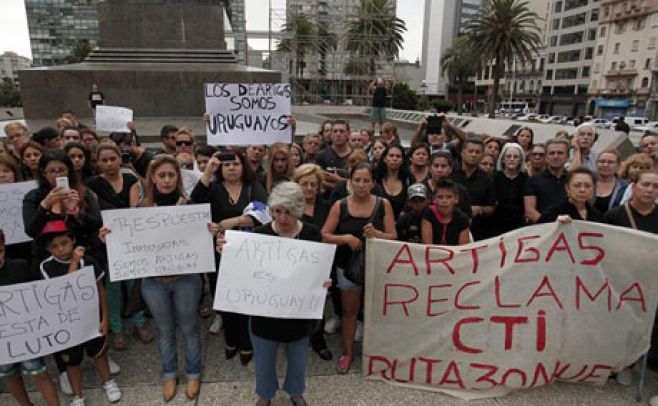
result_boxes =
[588,0,658,119]
[540,0,601,116]
[0,52,32,86]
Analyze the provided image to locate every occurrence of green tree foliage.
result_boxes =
[278,14,316,77]
[391,83,417,111]
[441,36,478,116]
[0,78,22,107]
[65,39,92,63]
[464,0,541,118]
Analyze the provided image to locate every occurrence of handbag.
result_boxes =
[123,279,146,317]
[344,197,382,286]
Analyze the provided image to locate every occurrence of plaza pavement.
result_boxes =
[2,312,658,406]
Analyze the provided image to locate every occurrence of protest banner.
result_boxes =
[204,83,292,146]
[0,267,100,364]
[102,204,215,281]
[214,230,335,319]
[181,168,202,197]
[95,105,133,132]
[363,221,658,400]
[0,180,37,245]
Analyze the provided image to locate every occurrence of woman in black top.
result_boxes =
[191,150,268,365]
[293,163,333,360]
[322,163,397,374]
[408,144,430,184]
[377,144,408,218]
[539,167,604,223]
[86,144,152,350]
[218,182,331,406]
[493,143,528,234]
[18,141,43,181]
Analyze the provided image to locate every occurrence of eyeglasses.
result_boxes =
[44,168,68,175]
[176,141,193,147]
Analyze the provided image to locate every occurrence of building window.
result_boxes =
[582,66,590,78]
[614,43,620,54]
[600,26,606,37]
[549,53,556,63]
[546,69,553,80]
[649,37,657,49]
[553,18,560,30]
[555,68,579,80]
[584,47,594,60]
[562,12,587,29]
[555,1,563,13]
[550,36,558,47]
[615,22,626,34]
[597,45,604,55]
[557,49,581,63]
[560,31,584,46]
[564,0,588,11]
[646,58,652,69]
[611,61,617,70]
[588,28,596,41]
[592,80,598,90]
[633,18,644,31]
[594,63,601,73]
[591,9,599,21]
[604,6,610,17]
[630,60,635,68]
[632,40,639,51]
[642,77,649,88]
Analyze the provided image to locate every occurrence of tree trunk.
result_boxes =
[457,76,464,116]
[489,57,504,119]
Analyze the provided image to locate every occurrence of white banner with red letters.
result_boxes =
[364,221,658,400]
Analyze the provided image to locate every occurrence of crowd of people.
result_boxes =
[1,110,658,406]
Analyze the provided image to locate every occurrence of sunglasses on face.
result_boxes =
[176,141,193,147]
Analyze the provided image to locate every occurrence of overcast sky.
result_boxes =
[0,0,423,62]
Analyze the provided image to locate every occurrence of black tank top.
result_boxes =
[334,197,385,268]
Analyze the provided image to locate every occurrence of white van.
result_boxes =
[613,116,650,126]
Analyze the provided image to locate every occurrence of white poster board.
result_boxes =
[364,222,658,400]
[95,105,133,132]
[204,83,292,145]
[0,267,100,364]
[214,230,335,319]
[181,169,203,197]
[102,204,215,281]
[0,180,37,245]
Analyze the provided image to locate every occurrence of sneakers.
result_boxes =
[324,316,341,334]
[60,371,73,395]
[614,367,632,386]
[291,395,308,406]
[354,320,364,343]
[108,355,121,375]
[103,379,122,403]
[209,315,222,334]
[70,396,85,406]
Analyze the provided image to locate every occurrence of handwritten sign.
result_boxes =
[0,268,100,364]
[95,105,133,132]
[214,230,335,319]
[181,169,202,197]
[204,83,292,145]
[0,181,37,245]
[364,221,658,400]
[102,204,215,281]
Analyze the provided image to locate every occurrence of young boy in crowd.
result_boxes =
[396,183,430,244]
[0,230,60,406]
[38,221,121,406]
[421,179,470,246]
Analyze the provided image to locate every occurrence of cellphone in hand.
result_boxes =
[426,115,443,135]
[56,176,70,191]
[218,152,237,162]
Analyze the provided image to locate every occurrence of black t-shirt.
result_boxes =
[396,211,423,244]
[132,150,154,178]
[86,173,139,210]
[421,205,469,246]
[302,198,330,230]
[333,197,385,268]
[0,258,37,286]
[604,204,658,234]
[524,170,568,214]
[191,180,268,224]
[379,180,407,219]
[250,222,323,342]
[88,91,104,109]
[493,171,528,234]
[39,254,105,281]
[315,147,351,172]
[451,167,494,240]
[423,179,472,218]
[538,199,604,223]
[372,86,387,107]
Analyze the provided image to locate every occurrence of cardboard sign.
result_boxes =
[214,230,335,319]
[95,105,133,132]
[0,267,100,364]
[204,83,292,145]
[0,181,37,245]
[364,221,658,400]
[102,204,215,281]
[181,169,202,197]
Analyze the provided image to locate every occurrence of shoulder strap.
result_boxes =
[624,202,639,230]
[339,197,349,222]
[369,197,382,224]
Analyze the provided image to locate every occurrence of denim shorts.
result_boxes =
[370,107,387,123]
[0,357,47,378]
[336,267,363,292]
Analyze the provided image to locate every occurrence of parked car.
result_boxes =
[535,114,551,122]
[584,118,612,129]
[516,114,538,121]
[540,115,565,124]
[632,121,658,133]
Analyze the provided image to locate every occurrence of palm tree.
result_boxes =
[464,0,541,118]
[346,0,406,76]
[317,22,337,77]
[65,39,92,63]
[441,37,479,116]
[278,14,316,77]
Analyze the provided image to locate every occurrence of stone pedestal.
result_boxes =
[19,0,281,120]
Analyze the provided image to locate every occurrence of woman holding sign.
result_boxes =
[322,162,397,374]
[191,150,268,364]
[217,181,331,406]
[101,155,203,401]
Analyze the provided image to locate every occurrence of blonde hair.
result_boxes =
[142,155,187,206]
[3,122,28,137]
[293,163,324,184]
[619,153,655,181]
[264,143,293,193]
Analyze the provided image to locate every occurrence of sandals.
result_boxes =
[134,325,155,344]
[111,332,127,351]
[336,355,353,374]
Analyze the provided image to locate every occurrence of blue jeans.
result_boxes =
[250,323,309,400]
[141,275,203,381]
